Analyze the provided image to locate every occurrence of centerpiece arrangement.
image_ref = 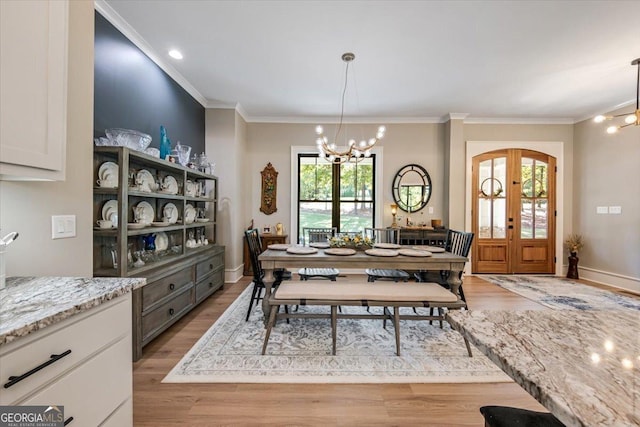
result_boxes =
[329,233,375,250]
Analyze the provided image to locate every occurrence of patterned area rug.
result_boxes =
[163,286,510,384]
[482,275,640,311]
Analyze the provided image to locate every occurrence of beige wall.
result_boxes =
[246,122,446,244]
[0,0,94,277]
[205,108,247,281]
[573,108,640,290]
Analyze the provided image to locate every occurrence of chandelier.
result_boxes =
[315,52,386,164]
[594,58,640,134]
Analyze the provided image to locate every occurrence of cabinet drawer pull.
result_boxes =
[64,416,74,425]
[169,308,175,316]
[3,349,72,389]
[208,281,213,289]
[169,283,175,291]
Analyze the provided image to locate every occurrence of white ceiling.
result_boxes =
[100,0,640,123]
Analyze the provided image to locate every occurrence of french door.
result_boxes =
[472,149,556,274]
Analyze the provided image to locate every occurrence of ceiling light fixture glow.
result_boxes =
[594,58,640,134]
[168,49,183,60]
[315,53,385,164]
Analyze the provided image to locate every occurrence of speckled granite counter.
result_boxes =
[447,309,640,427]
[0,276,145,346]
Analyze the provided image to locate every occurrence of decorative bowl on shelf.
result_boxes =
[105,128,152,151]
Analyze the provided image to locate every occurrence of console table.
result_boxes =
[399,227,448,246]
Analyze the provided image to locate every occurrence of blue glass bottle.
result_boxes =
[159,125,171,159]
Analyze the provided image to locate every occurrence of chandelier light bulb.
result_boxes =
[315,125,323,135]
[624,114,637,124]
[604,340,614,352]
[348,139,356,146]
[590,353,601,364]
[606,126,618,134]
[593,115,606,123]
[621,358,634,370]
[378,126,386,133]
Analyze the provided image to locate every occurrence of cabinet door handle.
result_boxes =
[208,281,213,289]
[169,283,175,291]
[169,308,175,316]
[64,416,74,425]
[209,263,213,270]
[4,349,72,388]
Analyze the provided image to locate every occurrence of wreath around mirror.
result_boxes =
[392,164,432,213]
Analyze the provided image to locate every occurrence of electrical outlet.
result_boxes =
[596,206,608,214]
[52,215,76,239]
[609,206,622,214]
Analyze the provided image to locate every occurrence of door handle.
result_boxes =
[513,181,520,184]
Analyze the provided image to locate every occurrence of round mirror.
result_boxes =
[392,164,432,213]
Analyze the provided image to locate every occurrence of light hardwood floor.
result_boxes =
[132,275,625,426]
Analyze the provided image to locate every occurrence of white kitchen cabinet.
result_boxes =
[0,0,68,180]
[0,294,132,426]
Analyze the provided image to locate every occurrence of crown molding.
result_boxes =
[463,117,575,125]
[444,113,469,121]
[94,0,207,107]
[236,115,444,124]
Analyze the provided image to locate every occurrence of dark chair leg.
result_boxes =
[245,283,260,321]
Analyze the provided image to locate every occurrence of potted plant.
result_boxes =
[564,233,584,279]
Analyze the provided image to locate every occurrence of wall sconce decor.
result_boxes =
[260,162,278,215]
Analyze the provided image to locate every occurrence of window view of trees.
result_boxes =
[298,155,375,242]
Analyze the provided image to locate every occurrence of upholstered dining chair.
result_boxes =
[363,227,410,282]
[244,228,289,321]
[415,229,474,326]
[298,227,339,281]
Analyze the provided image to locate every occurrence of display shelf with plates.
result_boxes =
[93,147,224,361]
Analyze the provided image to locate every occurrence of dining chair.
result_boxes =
[479,406,565,427]
[363,227,410,282]
[415,229,474,326]
[298,227,339,281]
[244,228,289,321]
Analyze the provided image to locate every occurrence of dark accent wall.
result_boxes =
[94,12,205,154]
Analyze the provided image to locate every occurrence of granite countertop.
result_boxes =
[0,276,145,346]
[447,309,640,427]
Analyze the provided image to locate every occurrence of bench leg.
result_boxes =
[393,307,401,356]
[463,336,473,357]
[261,304,279,355]
[331,305,337,355]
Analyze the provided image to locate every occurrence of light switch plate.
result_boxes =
[609,206,622,214]
[596,206,608,214]
[52,215,76,239]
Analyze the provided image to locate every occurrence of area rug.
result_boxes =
[163,286,510,384]
[482,275,640,311]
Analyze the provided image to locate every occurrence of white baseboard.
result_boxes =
[225,264,244,283]
[577,266,640,294]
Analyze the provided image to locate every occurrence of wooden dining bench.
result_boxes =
[262,281,473,357]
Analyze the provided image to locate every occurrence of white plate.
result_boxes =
[373,242,401,249]
[185,180,197,197]
[135,169,156,192]
[184,204,197,224]
[127,223,146,230]
[98,162,118,181]
[163,203,178,224]
[134,201,154,225]
[161,175,179,194]
[155,232,169,251]
[151,221,170,227]
[101,200,118,221]
[195,218,209,223]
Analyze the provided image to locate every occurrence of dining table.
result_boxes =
[258,246,467,324]
[446,308,640,427]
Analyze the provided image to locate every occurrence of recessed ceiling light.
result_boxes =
[168,49,183,60]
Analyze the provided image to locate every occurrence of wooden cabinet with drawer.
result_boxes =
[0,294,132,426]
[131,245,225,361]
